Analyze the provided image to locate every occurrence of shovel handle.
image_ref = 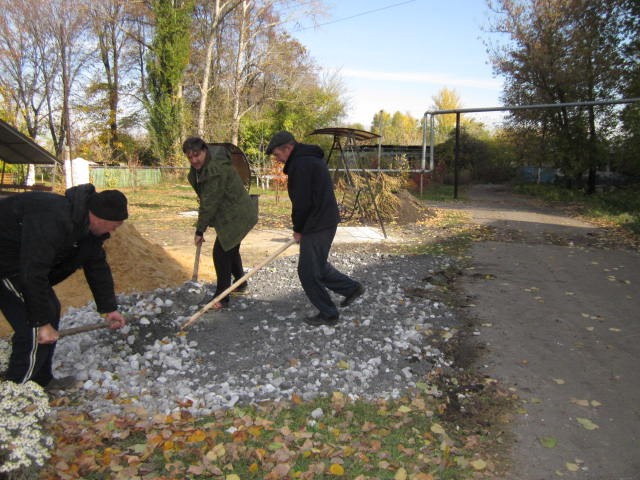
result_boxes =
[180,238,297,331]
[192,243,202,282]
[58,322,109,338]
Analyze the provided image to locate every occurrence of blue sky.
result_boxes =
[291,0,505,128]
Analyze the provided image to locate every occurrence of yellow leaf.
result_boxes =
[187,429,206,443]
[337,360,349,370]
[205,443,226,461]
[570,398,590,407]
[394,467,408,480]
[226,475,241,480]
[552,378,565,385]
[430,423,445,435]
[398,405,412,413]
[566,462,579,472]
[470,459,487,470]
[329,463,345,476]
[249,463,259,473]
[412,474,434,480]
[576,417,599,430]
[590,400,602,407]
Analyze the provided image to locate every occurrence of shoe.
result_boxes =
[304,313,339,327]
[231,282,248,296]
[45,376,77,392]
[198,296,229,309]
[340,283,365,307]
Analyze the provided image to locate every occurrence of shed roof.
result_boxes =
[0,119,59,165]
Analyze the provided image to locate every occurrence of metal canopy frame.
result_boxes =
[309,127,387,238]
[0,119,59,192]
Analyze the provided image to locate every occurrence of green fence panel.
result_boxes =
[90,167,188,188]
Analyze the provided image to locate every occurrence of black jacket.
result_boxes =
[0,184,118,327]
[283,143,340,234]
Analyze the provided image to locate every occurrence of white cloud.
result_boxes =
[341,68,502,90]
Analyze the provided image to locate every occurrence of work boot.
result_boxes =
[45,375,78,392]
[340,283,365,307]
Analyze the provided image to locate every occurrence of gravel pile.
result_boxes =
[52,250,463,416]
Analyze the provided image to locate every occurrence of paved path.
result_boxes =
[446,185,640,480]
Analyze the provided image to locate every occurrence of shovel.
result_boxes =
[180,238,296,331]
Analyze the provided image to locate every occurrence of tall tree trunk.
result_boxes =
[230,0,248,146]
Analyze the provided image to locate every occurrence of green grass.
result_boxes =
[47,386,510,479]
[413,184,461,202]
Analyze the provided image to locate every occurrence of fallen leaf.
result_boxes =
[539,436,558,448]
[566,462,579,472]
[394,467,408,480]
[470,459,487,470]
[329,463,345,476]
[570,398,590,407]
[552,378,565,385]
[576,417,599,430]
[430,423,445,435]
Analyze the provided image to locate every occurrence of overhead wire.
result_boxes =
[293,0,416,31]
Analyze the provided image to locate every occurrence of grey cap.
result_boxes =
[266,131,296,154]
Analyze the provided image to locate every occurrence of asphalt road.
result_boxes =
[448,185,640,480]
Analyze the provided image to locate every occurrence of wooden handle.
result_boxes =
[191,243,202,282]
[58,322,109,338]
[180,238,297,331]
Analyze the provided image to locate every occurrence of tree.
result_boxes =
[430,87,465,143]
[191,0,240,137]
[487,0,627,192]
[370,110,422,145]
[619,0,640,176]
[0,0,55,140]
[145,0,194,164]
[85,0,145,162]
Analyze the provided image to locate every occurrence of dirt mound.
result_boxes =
[394,189,434,224]
[0,223,190,336]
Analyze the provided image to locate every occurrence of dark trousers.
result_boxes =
[212,238,245,302]
[298,227,358,318]
[0,278,60,387]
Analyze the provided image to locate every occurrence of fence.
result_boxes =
[90,166,189,188]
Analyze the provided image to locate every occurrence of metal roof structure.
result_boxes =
[309,127,386,238]
[0,118,59,165]
[309,127,380,142]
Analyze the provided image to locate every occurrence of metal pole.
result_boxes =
[377,110,383,171]
[454,112,460,200]
[420,114,428,196]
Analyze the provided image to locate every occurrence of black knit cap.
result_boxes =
[266,131,296,155]
[88,190,129,221]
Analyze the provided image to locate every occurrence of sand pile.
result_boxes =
[0,223,190,336]
[394,189,434,224]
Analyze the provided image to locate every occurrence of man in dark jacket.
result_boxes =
[267,131,364,326]
[0,183,128,389]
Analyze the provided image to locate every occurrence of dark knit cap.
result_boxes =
[88,190,129,221]
[266,131,296,154]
